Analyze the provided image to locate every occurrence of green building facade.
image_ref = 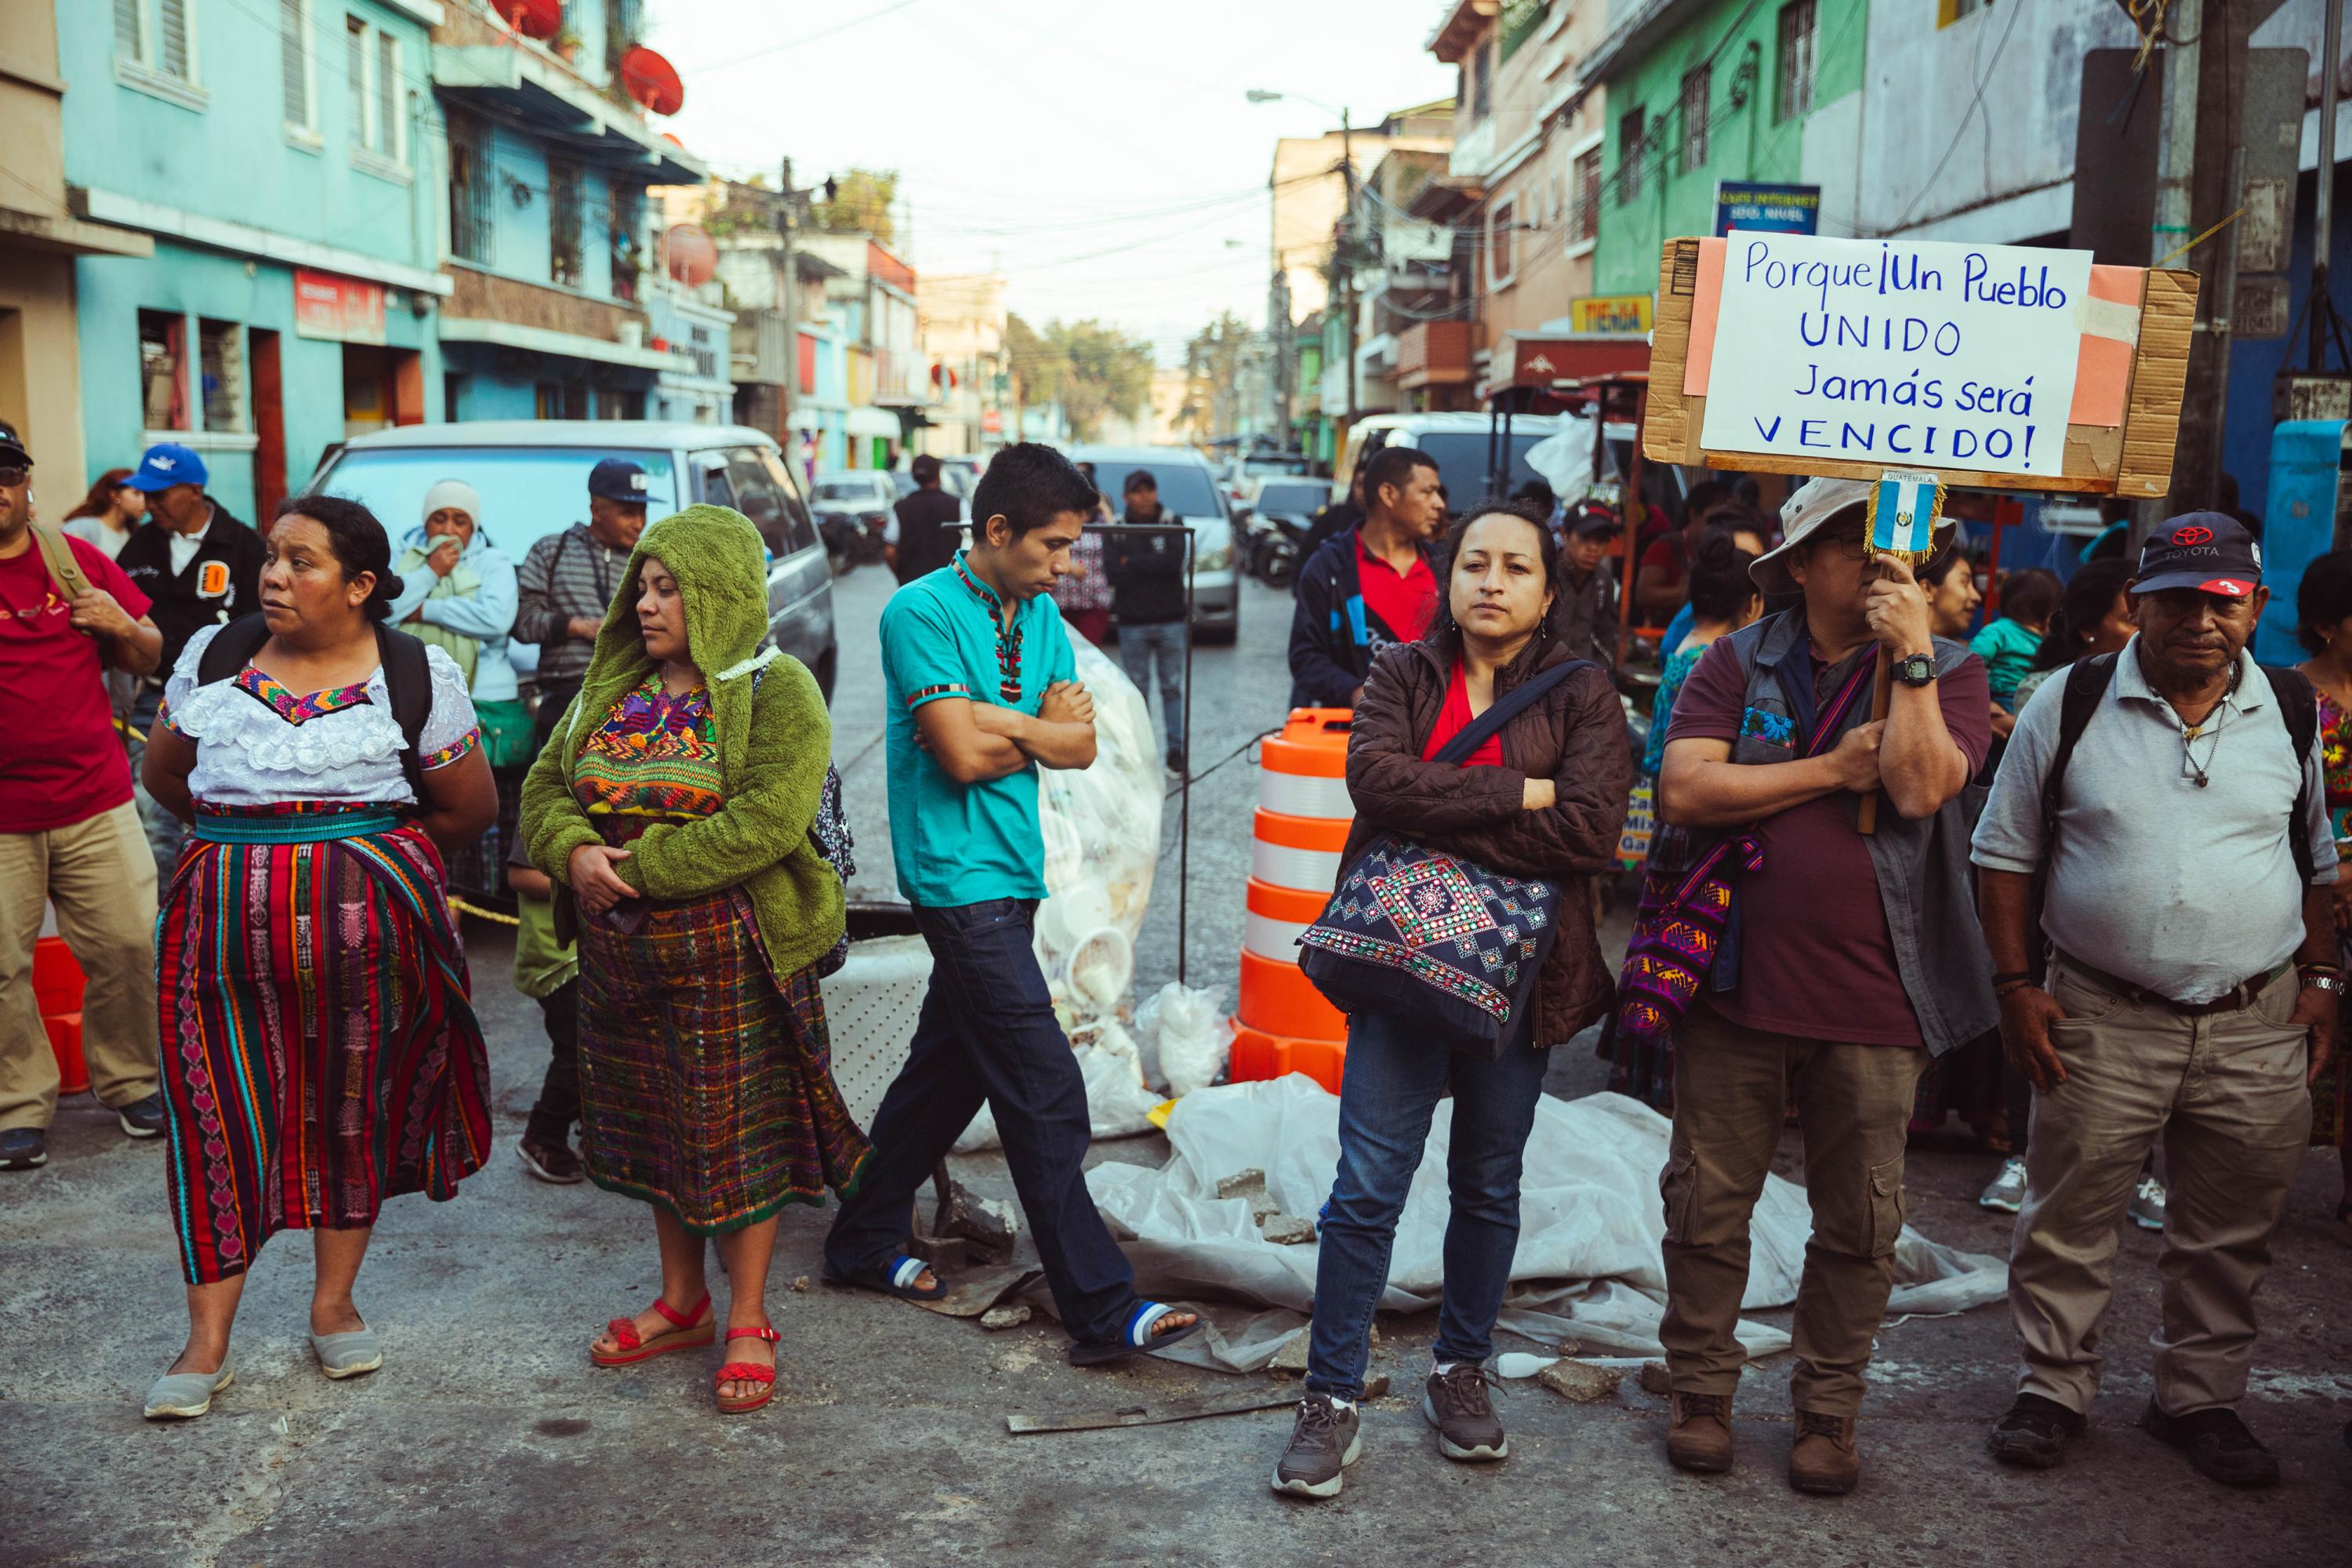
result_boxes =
[1590,0,1869,298]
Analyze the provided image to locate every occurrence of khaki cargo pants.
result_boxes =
[2010,959,2310,1417]
[0,801,161,1130]
[1659,1003,1926,1417]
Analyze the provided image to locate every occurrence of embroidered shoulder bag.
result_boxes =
[1296,660,1590,1058]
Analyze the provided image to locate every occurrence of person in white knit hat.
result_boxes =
[383,478,524,762]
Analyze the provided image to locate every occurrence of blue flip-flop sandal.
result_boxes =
[827,1254,949,1302]
[1068,1301,1203,1367]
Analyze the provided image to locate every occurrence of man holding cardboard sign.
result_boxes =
[1653,476,1995,1494]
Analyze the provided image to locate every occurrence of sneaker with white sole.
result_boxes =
[2129,1174,2167,1232]
[1271,1392,1361,1498]
[1978,1156,2027,1214]
[1424,1363,1508,1461]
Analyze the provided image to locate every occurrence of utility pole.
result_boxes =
[777,156,796,447]
[1341,107,1358,426]
[2152,0,2250,525]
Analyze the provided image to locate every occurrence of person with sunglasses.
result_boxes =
[1652,477,1996,1494]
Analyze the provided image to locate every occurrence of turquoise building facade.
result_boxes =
[62,0,450,521]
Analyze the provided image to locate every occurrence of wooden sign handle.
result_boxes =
[1856,644,1893,836]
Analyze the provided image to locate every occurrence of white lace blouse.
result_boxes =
[161,623,483,808]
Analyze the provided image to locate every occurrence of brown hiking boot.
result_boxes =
[1788,1410,1860,1494]
[1667,1390,1734,1473]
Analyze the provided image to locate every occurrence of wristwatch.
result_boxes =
[1891,652,1936,688]
[2302,971,2347,996]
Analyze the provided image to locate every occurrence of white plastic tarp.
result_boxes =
[1083,1076,2007,1372]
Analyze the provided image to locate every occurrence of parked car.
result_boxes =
[1064,444,1239,644]
[311,421,839,701]
[307,421,839,904]
[811,470,901,573]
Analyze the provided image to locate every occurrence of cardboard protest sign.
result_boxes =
[1700,235,2088,477]
[1643,236,2199,496]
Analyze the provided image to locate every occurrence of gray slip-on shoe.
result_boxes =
[309,1327,384,1380]
[143,1363,233,1419]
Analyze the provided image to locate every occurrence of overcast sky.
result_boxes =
[647,0,1457,363]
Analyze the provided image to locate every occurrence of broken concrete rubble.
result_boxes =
[1537,1359,1622,1403]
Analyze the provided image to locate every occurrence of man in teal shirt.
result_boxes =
[826,443,1200,1364]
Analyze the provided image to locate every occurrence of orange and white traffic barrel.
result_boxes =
[1232,708,1354,1092]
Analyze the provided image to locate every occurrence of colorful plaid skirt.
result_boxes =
[156,803,493,1285]
[576,887,869,1232]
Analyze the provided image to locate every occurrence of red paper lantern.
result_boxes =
[493,0,562,39]
[619,45,685,116]
[666,224,718,288]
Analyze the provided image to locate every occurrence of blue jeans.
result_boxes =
[1117,619,1186,757]
[1305,1010,1549,1401]
[823,898,1138,1344]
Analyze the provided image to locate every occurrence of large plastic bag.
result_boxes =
[1522,419,1601,507]
[1134,979,1232,1098]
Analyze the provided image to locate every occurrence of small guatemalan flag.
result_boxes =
[1865,468,1948,567]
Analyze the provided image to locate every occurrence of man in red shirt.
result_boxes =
[1287,446,1446,708]
[0,422,168,1171]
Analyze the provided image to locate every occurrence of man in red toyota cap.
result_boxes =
[1973,510,2336,1489]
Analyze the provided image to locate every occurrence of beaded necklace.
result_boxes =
[953,553,1024,704]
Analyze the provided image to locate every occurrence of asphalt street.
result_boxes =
[3,567,2348,1566]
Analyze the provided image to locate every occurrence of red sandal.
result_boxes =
[589,1292,713,1367]
[715,1325,780,1414]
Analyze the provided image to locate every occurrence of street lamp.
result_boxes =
[1249,88,1358,426]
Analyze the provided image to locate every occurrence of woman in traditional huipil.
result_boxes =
[521,504,868,1416]
[137,495,498,1420]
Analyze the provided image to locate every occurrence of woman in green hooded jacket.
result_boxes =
[520,504,869,1416]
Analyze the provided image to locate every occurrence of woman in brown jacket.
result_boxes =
[1272,500,1632,1500]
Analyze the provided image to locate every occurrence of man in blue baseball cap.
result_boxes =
[514,456,652,757]
[114,441,265,877]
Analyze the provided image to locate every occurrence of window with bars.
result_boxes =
[139,311,188,432]
[1679,66,1711,172]
[376,30,400,157]
[1570,147,1601,241]
[447,110,495,264]
[536,383,589,420]
[116,0,197,83]
[346,16,365,143]
[608,183,644,303]
[1777,0,1818,122]
[1618,107,1645,204]
[549,161,585,289]
[1489,198,1515,286]
[158,0,191,78]
[281,0,313,132]
[344,16,405,165]
[198,319,245,434]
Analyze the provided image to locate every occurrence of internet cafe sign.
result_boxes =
[1699,234,2091,481]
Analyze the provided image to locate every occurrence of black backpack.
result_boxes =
[197,614,434,807]
[2026,652,2318,979]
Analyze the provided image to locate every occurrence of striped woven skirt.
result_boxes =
[156,804,493,1284]
[577,887,869,1232]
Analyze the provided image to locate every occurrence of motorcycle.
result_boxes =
[1245,508,1312,590]
[818,507,891,575]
